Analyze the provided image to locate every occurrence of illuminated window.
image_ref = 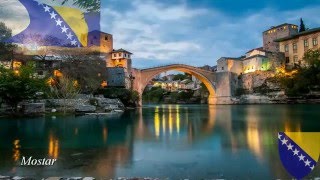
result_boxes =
[313,38,318,46]
[284,26,286,29]
[304,39,309,47]
[284,44,289,52]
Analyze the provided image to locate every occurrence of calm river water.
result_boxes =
[0,104,320,179]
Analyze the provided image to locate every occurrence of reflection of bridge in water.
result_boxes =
[132,64,236,105]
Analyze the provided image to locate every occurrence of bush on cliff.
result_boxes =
[274,49,320,96]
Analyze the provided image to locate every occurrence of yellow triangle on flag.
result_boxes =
[53,6,88,46]
[285,132,320,161]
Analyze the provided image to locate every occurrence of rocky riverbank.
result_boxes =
[0,96,127,117]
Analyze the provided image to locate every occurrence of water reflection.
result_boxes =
[48,134,59,159]
[12,140,20,162]
[0,105,319,179]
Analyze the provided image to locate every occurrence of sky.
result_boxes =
[1,0,320,68]
[100,0,320,68]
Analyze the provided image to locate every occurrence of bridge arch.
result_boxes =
[132,64,217,105]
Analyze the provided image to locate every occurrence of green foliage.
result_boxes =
[0,63,48,111]
[143,87,166,103]
[172,73,191,81]
[0,22,16,61]
[53,0,100,12]
[275,49,320,96]
[51,76,80,99]
[97,88,139,107]
[60,59,106,93]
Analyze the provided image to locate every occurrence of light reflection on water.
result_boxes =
[0,104,319,179]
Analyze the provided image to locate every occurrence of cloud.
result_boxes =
[101,0,320,68]
[0,0,29,35]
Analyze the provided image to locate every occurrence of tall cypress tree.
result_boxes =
[299,18,306,32]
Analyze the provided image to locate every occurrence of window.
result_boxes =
[313,38,318,46]
[94,36,97,39]
[294,55,298,62]
[284,44,289,52]
[293,42,297,53]
[105,36,108,40]
[113,54,116,57]
[304,39,309,47]
[221,67,224,70]
[119,53,122,57]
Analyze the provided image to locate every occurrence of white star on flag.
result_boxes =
[61,25,69,33]
[50,11,57,19]
[278,133,282,140]
[304,159,311,166]
[56,18,63,26]
[66,33,74,40]
[293,148,299,156]
[310,165,314,170]
[287,143,293,150]
[44,5,51,12]
[71,39,77,45]
[298,154,305,161]
[281,138,288,145]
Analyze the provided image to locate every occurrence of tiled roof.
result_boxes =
[274,27,320,42]
[112,48,133,54]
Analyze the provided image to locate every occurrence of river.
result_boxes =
[0,104,319,179]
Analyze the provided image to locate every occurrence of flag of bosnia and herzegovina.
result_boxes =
[278,132,320,179]
[7,0,100,47]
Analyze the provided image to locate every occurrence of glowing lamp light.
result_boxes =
[101,80,107,87]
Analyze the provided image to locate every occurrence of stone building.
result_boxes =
[275,27,320,68]
[106,48,133,88]
[87,31,113,54]
[263,23,298,52]
[216,57,243,74]
[242,48,271,73]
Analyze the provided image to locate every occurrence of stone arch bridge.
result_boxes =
[131,64,235,105]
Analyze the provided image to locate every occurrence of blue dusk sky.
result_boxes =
[100,0,320,68]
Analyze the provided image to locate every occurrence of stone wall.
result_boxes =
[238,71,275,92]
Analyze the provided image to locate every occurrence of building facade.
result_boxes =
[263,23,298,52]
[275,28,320,67]
[216,57,243,74]
[106,49,133,88]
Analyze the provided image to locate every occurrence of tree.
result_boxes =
[274,49,320,96]
[0,22,16,62]
[172,73,191,81]
[299,18,306,32]
[53,0,101,12]
[0,63,48,112]
[51,76,80,114]
[54,48,107,94]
